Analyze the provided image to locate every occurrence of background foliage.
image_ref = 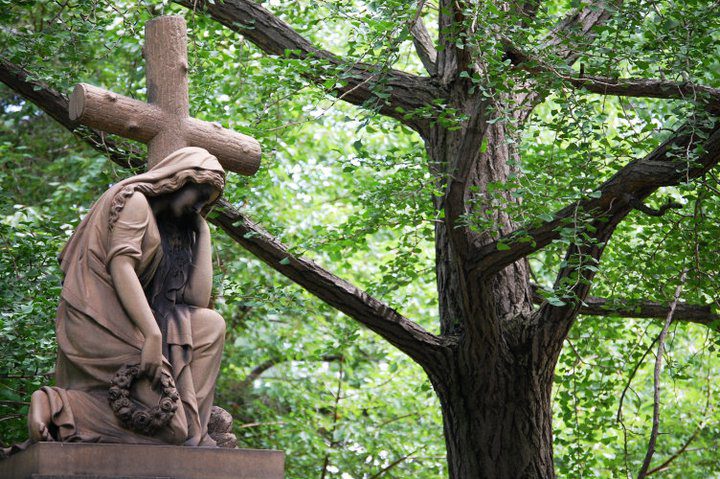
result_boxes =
[1,1,719,477]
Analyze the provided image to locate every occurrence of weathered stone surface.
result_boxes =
[0,442,284,479]
[207,406,237,448]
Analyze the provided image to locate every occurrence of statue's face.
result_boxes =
[169,182,219,218]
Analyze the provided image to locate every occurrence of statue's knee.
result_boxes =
[195,308,225,342]
[207,309,225,339]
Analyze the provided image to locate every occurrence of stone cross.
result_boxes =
[69,15,260,175]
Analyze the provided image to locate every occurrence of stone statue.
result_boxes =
[27,147,229,446]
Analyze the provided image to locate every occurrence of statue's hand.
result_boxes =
[140,334,163,388]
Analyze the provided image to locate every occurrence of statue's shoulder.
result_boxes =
[116,191,152,223]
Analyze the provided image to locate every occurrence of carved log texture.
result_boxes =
[69,83,164,143]
[144,16,190,166]
[69,83,261,175]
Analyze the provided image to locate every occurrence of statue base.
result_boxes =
[0,442,284,479]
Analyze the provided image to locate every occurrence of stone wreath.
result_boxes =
[108,363,180,436]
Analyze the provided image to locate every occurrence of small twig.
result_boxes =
[637,270,688,479]
[320,357,345,479]
[617,331,659,423]
[0,414,23,422]
[0,400,31,406]
[625,194,683,217]
[368,448,420,479]
[0,371,54,380]
[234,354,343,393]
[645,330,713,476]
[237,421,286,429]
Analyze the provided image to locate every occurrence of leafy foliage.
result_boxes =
[1,0,720,478]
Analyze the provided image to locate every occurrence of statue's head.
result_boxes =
[162,181,221,218]
[108,147,225,228]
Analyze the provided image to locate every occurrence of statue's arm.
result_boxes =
[110,256,162,385]
[108,193,163,386]
[184,214,213,307]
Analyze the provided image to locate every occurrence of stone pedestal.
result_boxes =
[0,442,284,479]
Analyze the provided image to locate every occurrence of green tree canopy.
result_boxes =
[1,1,720,478]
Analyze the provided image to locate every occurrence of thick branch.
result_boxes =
[409,15,437,77]
[436,0,461,83]
[504,39,720,112]
[0,58,143,168]
[0,58,448,367]
[212,202,450,365]
[538,204,629,339]
[531,286,719,327]
[563,75,720,110]
[471,121,720,276]
[544,0,621,64]
[501,1,623,127]
[578,296,717,326]
[174,0,440,131]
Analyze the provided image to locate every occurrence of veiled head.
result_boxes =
[109,147,226,227]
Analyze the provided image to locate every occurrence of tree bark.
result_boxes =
[422,92,551,477]
[432,342,555,479]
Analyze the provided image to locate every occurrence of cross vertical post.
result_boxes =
[145,16,189,168]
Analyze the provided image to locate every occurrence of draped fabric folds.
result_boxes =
[34,147,226,445]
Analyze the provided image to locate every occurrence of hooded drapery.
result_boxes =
[37,147,226,445]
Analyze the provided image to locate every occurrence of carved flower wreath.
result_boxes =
[108,364,180,435]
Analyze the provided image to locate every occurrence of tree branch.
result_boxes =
[369,448,420,479]
[645,418,704,476]
[408,10,437,77]
[561,75,720,111]
[531,285,719,327]
[436,0,462,83]
[470,121,720,277]
[625,196,683,217]
[544,0,622,64]
[174,0,440,131]
[519,0,542,20]
[637,270,687,479]
[503,37,720,112]
[234,354,343,393]
[212,202,450,365]
[536,201,630,343]
[509,37,720,110]
[0,58,143,168]
[0,57,449,368]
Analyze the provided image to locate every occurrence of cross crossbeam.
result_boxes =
[68,15,260,175]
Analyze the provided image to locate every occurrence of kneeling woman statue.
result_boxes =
[28,147,227,446]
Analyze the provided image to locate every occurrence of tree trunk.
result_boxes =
[423,96,559,478]
[431,340,555,479]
